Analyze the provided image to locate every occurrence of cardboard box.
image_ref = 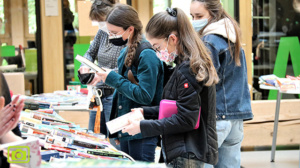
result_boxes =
[3,72,25,95]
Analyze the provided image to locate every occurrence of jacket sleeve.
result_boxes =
[81,30,103,66]
[143,106,159,120]
[105,49,162,105]
[204,42,221,72]
[140,70,201,137]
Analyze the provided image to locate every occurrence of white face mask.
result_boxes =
[92,21,107,31]
[192,18,209,32]
[98,21,106,29]
[98,22,108,33]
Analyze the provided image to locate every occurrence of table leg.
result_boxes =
[271,91,281,162]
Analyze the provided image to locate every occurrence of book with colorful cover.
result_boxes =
[276,78,298,91]
[259,74,278,86]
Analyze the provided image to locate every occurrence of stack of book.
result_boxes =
[6,92,145,168]
[259,74,278,86]
[18,109,129,162]
[259,74,300,91]
[277,75,300,91]
[22,90,90,111]
[2,91,167,167]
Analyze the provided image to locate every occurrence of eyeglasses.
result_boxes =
[152,38,167,52]
[108,30,126,38]
[152,45,161,52]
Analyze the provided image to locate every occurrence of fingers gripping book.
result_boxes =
[75,55,106,73]
[106,111,144,134]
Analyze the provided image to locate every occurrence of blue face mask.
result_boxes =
[192,19,208,32]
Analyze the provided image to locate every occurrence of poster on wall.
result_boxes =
[45,0,59,16]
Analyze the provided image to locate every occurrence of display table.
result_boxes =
[259,85,300,162]
[21,91,91,128]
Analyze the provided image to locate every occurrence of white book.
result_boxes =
[106,111,144,134]
[1,138,41,168]
[75,55,106,73]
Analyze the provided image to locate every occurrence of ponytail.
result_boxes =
[146,8,219,86]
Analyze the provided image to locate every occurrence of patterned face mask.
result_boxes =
[156,34,178,63]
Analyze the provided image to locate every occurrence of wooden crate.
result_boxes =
[242,100,300,147]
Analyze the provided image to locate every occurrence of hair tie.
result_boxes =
[94,0,109,6]
[166,8,177,17]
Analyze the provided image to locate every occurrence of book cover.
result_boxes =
[75,55,106,73]
[106,111,144,134]
[1,138,42,168]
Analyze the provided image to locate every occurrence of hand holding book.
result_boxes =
[106,110,144,135]
[76,55,112,85]
[96,68,112,84]
[122,117,141,136]
[75,55,106,73]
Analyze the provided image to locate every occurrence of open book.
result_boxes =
[106,111,144,134]
[75,55,106,73]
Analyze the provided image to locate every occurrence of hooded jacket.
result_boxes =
[202,18,253,120]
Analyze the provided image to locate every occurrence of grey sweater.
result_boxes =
[82,28,126,89]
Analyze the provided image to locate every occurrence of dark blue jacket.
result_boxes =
[105,44,164,141]
[202,34,253,120]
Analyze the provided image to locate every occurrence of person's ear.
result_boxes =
[169,34,178,46]
[128,26,135,35]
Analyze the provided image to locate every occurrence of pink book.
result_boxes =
[159,99,201,129]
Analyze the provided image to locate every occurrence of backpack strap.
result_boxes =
[121,41,154,76]
[132,41,154,68]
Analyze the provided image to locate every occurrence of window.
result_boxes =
[153,0,170,14]
[252,0,300,100]
[69,0,78,30]
[27,0,36,35]
[0,0,5,34]
[0,0,10,37]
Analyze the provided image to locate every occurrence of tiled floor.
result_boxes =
[241,150,299,168]
[155,148,299,167]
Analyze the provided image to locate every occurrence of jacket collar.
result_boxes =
[202,18,236,43]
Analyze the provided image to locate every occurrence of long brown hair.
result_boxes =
[106,4,142,67]
[89,0,116,21]
[146,8,218,86]
[192,0,242,66]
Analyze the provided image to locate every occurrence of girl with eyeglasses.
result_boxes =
[121,8,219,167]
[78,0,126,142]
[97,4,164,162]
